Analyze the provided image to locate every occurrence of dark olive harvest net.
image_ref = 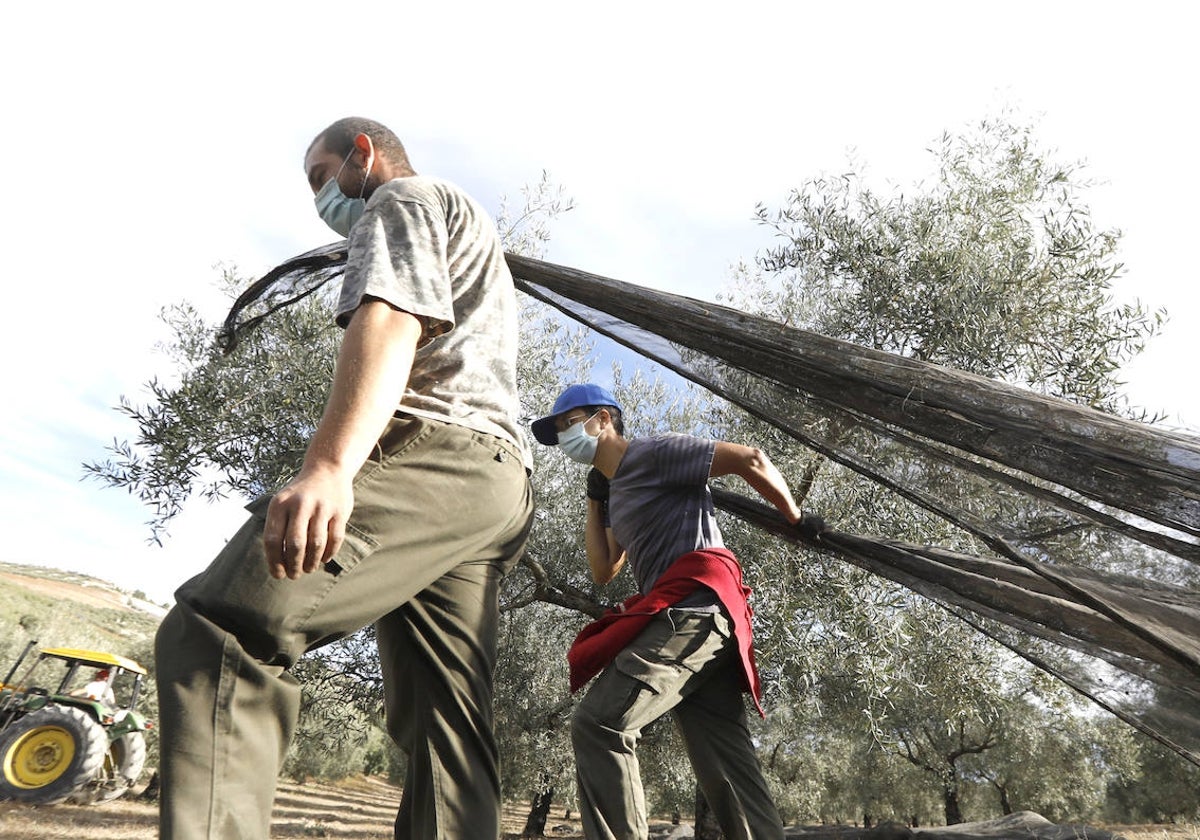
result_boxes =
[223,244,1200,767]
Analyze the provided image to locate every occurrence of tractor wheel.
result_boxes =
[0,705,107,804]
[91,730,147,803]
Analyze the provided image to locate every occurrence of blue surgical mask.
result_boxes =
[314,147,373,237]
[557,413,600,465]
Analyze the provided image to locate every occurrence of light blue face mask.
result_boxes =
[557,412,600,465]
[314,147,372,237]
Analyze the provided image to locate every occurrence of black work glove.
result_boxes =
[586,468,610,502]
[794,513,825,540]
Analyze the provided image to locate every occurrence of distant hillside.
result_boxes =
[0,562,163,668]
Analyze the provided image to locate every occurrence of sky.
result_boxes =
[1,1,1196,605]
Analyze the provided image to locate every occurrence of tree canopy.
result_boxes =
[731,115,1164,414]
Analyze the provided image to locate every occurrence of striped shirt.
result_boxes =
[609,433,723,605]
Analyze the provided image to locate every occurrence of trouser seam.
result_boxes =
[209,633,237,839]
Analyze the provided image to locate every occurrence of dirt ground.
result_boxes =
[0,775,1195,840]
[0,571,136,613]
[0,775,585,839]
[1109,829,1199,840]
[0,569,166,617]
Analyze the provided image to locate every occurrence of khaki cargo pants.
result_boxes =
[571,609,784,840]
[154,415,534,840]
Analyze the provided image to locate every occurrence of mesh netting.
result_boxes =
[219,242,348,353]
[223,246,1200,766]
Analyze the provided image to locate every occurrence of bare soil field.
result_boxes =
[0,776,1194,840]
[0,571,139,614]
[0,775,586,839]
[0,567,167,617]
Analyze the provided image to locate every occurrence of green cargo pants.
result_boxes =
[571,609,784,840]
[154,415,534,840]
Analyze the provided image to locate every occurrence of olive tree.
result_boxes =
[709,113,1168,825]
[728,113,1163,413]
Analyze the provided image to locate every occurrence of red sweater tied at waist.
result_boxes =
[566,547,765,717]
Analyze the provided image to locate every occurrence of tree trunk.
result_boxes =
[695,784,724,840]
[521,783,554,837]
[943,784,964,825]
[996,783,1012,815]
[139,771,160,801]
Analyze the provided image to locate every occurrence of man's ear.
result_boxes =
[353,132,374,162]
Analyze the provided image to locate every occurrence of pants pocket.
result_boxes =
[613,648,684,696]
[613,611,723,693]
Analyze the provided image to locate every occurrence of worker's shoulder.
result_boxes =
[374,175,475,208]
[629,431,710,455]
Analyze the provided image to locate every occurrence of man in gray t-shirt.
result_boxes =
[533,383,823,840]
[336,174,529,450]
[155,117,534,840]
[609,433,723,606]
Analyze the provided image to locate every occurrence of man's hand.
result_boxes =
[263,467,355,580]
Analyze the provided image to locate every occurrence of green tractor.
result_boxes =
[0,641,152,805]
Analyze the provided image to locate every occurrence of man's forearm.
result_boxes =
[585,501,625,584]
[303,300,422,478]
[744,458,802,523]
[713,442,802,523]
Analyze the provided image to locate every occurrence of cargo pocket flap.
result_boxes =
[327,522,379,576]
[245,494,273,518]
[613,649,681,695]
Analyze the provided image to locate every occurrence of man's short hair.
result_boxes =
[309,116,412,171]
[581,405,625,436]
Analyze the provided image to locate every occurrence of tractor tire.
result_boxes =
[91,730,147,803]
[0,705,108,804]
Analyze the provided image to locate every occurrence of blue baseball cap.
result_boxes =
[531,383,622,445]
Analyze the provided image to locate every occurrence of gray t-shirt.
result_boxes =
[337,176,529,464]
[608,433,723,601]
